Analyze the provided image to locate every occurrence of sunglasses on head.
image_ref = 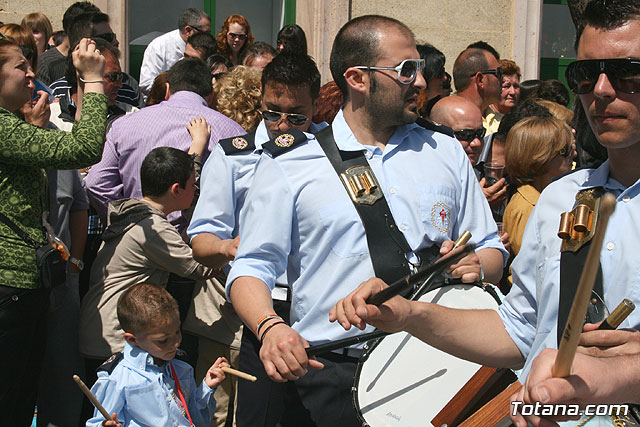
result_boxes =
[565,58,640,94]
[103,72,123,83]
[94,32,117,43]
[453,127,486,142]
[262,109,308,126]
[352,58,426,85]
[473,67,503,82]
[228,32,247,40]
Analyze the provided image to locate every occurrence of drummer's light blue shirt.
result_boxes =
[499,160,640,380]
[227,110,506,345]
[187,120,327,242]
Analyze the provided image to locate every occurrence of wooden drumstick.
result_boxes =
[221,366,257,382]
[552,193,616,378]
[72,374,113,421]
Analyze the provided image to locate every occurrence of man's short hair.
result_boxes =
[67,11,96,45]
[62,1,100,34]
[240,41,277,67]
[495,98,552,142]
[466,40,500,60]
[117,283,179,334]
[140,147,194,198]
[576,0,640,49]
[91,12,110,25]
[178,8,209,33]
[330,15,414,98]
[452,48,490,92]
[261,52,321,100]
[417,43,445,81]
[166,57,213,98]
[186,32,217,59]
[65,38,120,95]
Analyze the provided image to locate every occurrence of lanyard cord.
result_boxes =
[169,363,195,427]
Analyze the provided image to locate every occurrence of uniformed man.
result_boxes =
[186,52,326,426]
[332,2,640,426]
[227,15,505,425]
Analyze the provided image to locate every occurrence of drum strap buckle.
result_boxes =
[339,166,382,205]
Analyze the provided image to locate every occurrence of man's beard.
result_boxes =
[365,76,419,127]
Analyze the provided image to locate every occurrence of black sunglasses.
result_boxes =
[211,72,225,80]
[473,67,503,82]
[453,127,486,142]
[565,58,640,94]
[104,72,123,83]
[228,32,248,40]
[94,32,117,43]
[261,110,308,126]
[189,25,207,34]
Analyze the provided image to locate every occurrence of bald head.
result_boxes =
[431,96,484,165]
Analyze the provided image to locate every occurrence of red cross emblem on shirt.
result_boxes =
[439,208,447,226]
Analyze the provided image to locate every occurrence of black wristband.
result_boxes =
[259,320,286,345]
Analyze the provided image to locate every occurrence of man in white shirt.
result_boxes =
[139,8,211,96]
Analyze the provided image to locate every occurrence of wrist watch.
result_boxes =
[69,257,85,271]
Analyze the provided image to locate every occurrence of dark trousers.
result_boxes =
[166,273,199,369]
[0,285,49,427]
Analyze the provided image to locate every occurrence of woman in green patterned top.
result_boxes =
[0,37,107,426]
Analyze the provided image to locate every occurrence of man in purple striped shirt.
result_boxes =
[86,58,244,231]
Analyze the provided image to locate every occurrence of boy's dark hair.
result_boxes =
[186,32,217,59]
[495,98,552,142]
[206,54,231,71]
[261,52,321,100]
[166,57,213,98]
[277,24,308,55]
[140,147,194,198]
[534,79,571,107]
[118,283,179,334]
[466,40,500,60]
[417,43,445,82]
[330,15,413,99]
[65,38,119,95]
[62,2,100,34]
[519,79,542,102]
[576,0,640,50]
[240,41,277,66]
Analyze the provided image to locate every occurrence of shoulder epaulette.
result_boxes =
[416,117,455,138]
[96,352,124,374]
[218,131,256,155]
[261,128,308,158]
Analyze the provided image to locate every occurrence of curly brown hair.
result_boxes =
[215,15,254,61]
[213,65,262,132]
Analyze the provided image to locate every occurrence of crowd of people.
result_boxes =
[0,0,638,426]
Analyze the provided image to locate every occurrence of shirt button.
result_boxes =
[167,395,172,402]
[623,195,631,203]
[606,242,615,251]
[390,187,396,194]
[400,224,407,231]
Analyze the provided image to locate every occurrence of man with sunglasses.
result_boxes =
[139,8,210,97]
[452,47,502,133]
[333,1,640,425]
[226,15,505,426]
[187,52,327,426]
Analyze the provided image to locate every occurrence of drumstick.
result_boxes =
[221,366,257,382]
[306,329,388,357]
[552,193,616,378]
[72,374,113,421]
[597,299,635,330]
[366,244,474,306]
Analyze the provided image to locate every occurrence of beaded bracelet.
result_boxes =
[255,313,282,336]
[259,320,286,345]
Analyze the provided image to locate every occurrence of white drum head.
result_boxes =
[354,284,500,427]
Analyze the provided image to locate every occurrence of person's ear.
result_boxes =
[169,182,182,199]
[124,332,137,346]
[164,82,171,101]
[344,67,368,96]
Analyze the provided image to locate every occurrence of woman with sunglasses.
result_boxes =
[215,14,254,66]
[503,115,575,257]
[0,37,107,426]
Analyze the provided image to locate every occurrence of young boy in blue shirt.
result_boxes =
[88,283,228,427]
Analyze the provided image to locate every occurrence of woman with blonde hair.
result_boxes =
[503,116,574,256]
[212,65,262,132]
[21,12,53,55]
[215,14,254,66]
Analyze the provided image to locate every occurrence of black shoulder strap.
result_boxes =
[0,212,39,248]
[557,188,605,346]
[262,129,307,158]
[218,130,257,155]
[416,117,455,138]
[314,126,412,285]
[97,352,124,374]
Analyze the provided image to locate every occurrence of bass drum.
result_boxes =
[352,283,501,427]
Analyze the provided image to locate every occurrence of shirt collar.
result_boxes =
[517,184,541,206]
[255,120,329,150]
[123,341,167,373]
